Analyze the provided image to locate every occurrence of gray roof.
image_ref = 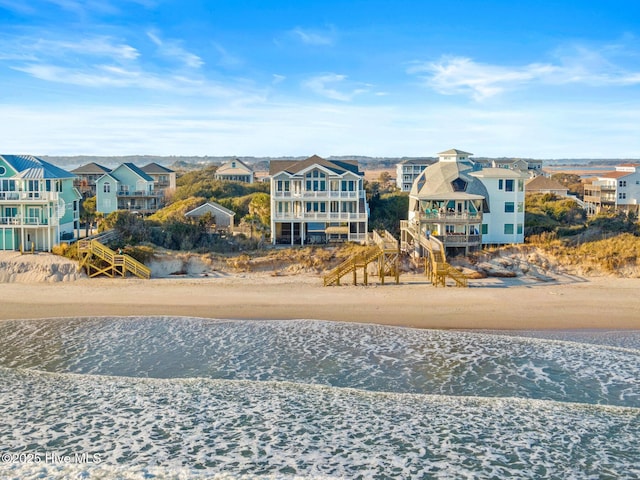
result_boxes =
[438,149,473,156]
[269,155,361,176]
[185,202,235,217]
[0,154,75,179]
[141,162,175,174]
[469,168,528,179]
[398,158,433,165]
[119,162,155,182]
[525,176,568,191]
[410,159,489,200]
[71,162,112,175]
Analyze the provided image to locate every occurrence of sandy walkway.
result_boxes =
[3,273,639,330]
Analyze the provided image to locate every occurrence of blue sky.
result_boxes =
[1,0,640,158]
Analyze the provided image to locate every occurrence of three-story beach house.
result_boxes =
[401,149,526,256]
[96,163,161,215]
[0,154,81,251]
[269,155,369,245]
[583,164,640,217]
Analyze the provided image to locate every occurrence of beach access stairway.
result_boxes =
[400,220,468,287]
[323,230,400,286]
[77,231,151,279]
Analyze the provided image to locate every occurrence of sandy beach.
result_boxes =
[2,268,639,329]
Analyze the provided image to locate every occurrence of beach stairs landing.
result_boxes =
[424,238,467,288]
[323,245,384,286]
[77,237,151,280]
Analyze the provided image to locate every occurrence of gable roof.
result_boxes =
[141,162,174,174]
[438,149,473,156]
[71,162,112,175]
[185,201,235,217]
[0,154,75,179]
[113,162,155,182]
[269,155,361,176]
[525,175,568,191]
[216,158,254,175]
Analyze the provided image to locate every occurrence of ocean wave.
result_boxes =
[1,367,638,480]
[0,317,638,407]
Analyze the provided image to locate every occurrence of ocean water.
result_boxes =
[0,317,638,479]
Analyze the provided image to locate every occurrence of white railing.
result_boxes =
[418,211,481,221]
[0,191,58,201]
[273,212,368,221]
[272,190,362,199]
[0,216,49,226]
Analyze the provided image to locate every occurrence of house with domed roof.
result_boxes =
[401,149,527,256]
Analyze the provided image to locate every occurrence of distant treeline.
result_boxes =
[42,155,638,172]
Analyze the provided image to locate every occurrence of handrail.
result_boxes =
[78,238,150,279]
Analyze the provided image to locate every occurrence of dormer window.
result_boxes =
[451,177,467,192]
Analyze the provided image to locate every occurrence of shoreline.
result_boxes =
[3,273,639,330]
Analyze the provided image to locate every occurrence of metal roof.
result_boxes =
[0,154,75,179]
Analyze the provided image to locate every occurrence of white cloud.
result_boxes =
[303,73,368,102]
[272,74,286,84]
[290,27,335,46]
[408,56,558,101]
[410,44,640,100]
[147,30,203,69]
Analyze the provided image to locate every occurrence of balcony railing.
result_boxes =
[0,191,58,202]
[418,211,481,222]
[0,216,50,226]
[435,234,482,246]
[117,190,163,197]
[272,190,363,199]
[273,212,368,221]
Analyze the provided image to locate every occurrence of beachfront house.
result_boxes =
[269,155,369,245]
[71,162,112,198]
[583,164,640,217]
[395,158,434,192]
[214,158,255,184]
[95,163,161,215]
[185,201,235,233]
[401,149,527,256]
[141,162,177,196]
[0,154,81,251]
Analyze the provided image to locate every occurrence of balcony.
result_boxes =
[418,211,482,222]
[0,191,58,202]
[272,190,363,199]
[117,190,163,198]
[436,233,482,247]
[273,212,368,221]
[0,216,50,226]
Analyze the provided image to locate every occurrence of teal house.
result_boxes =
[96,163,160,215]
[0,154,81,251]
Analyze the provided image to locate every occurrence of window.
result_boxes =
[504,224,514,235]
[505,179,514,192]
[104,182,111,193]
[277,180,290,192]
[518,179,524,192]
[619,180,627,187]
[341,180,355,191]
[482,224,488,235]
[504,202,515,213]
[498,179,503,190]
[619,192,626,199]
[0,166,5,175]
[517,202,524,213]
[517,224,523,234]
[445,225,455,234]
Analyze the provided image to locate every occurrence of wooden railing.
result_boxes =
[323,245,383,286]
[78,235,150,279]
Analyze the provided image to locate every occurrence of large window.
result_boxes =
[504,224,514,235]
[103,182,111,193]
[504,202,515,213]
[305,202,326,213]
[277,180,290,192]
[505,179,514,192]
[482,224,488,235]
[341,180,355,191]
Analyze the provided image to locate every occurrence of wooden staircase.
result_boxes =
[323,230,400,286]
[401,220,468,287]
[77,233,151,279]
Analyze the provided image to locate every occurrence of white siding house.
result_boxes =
[269,155,369,245]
